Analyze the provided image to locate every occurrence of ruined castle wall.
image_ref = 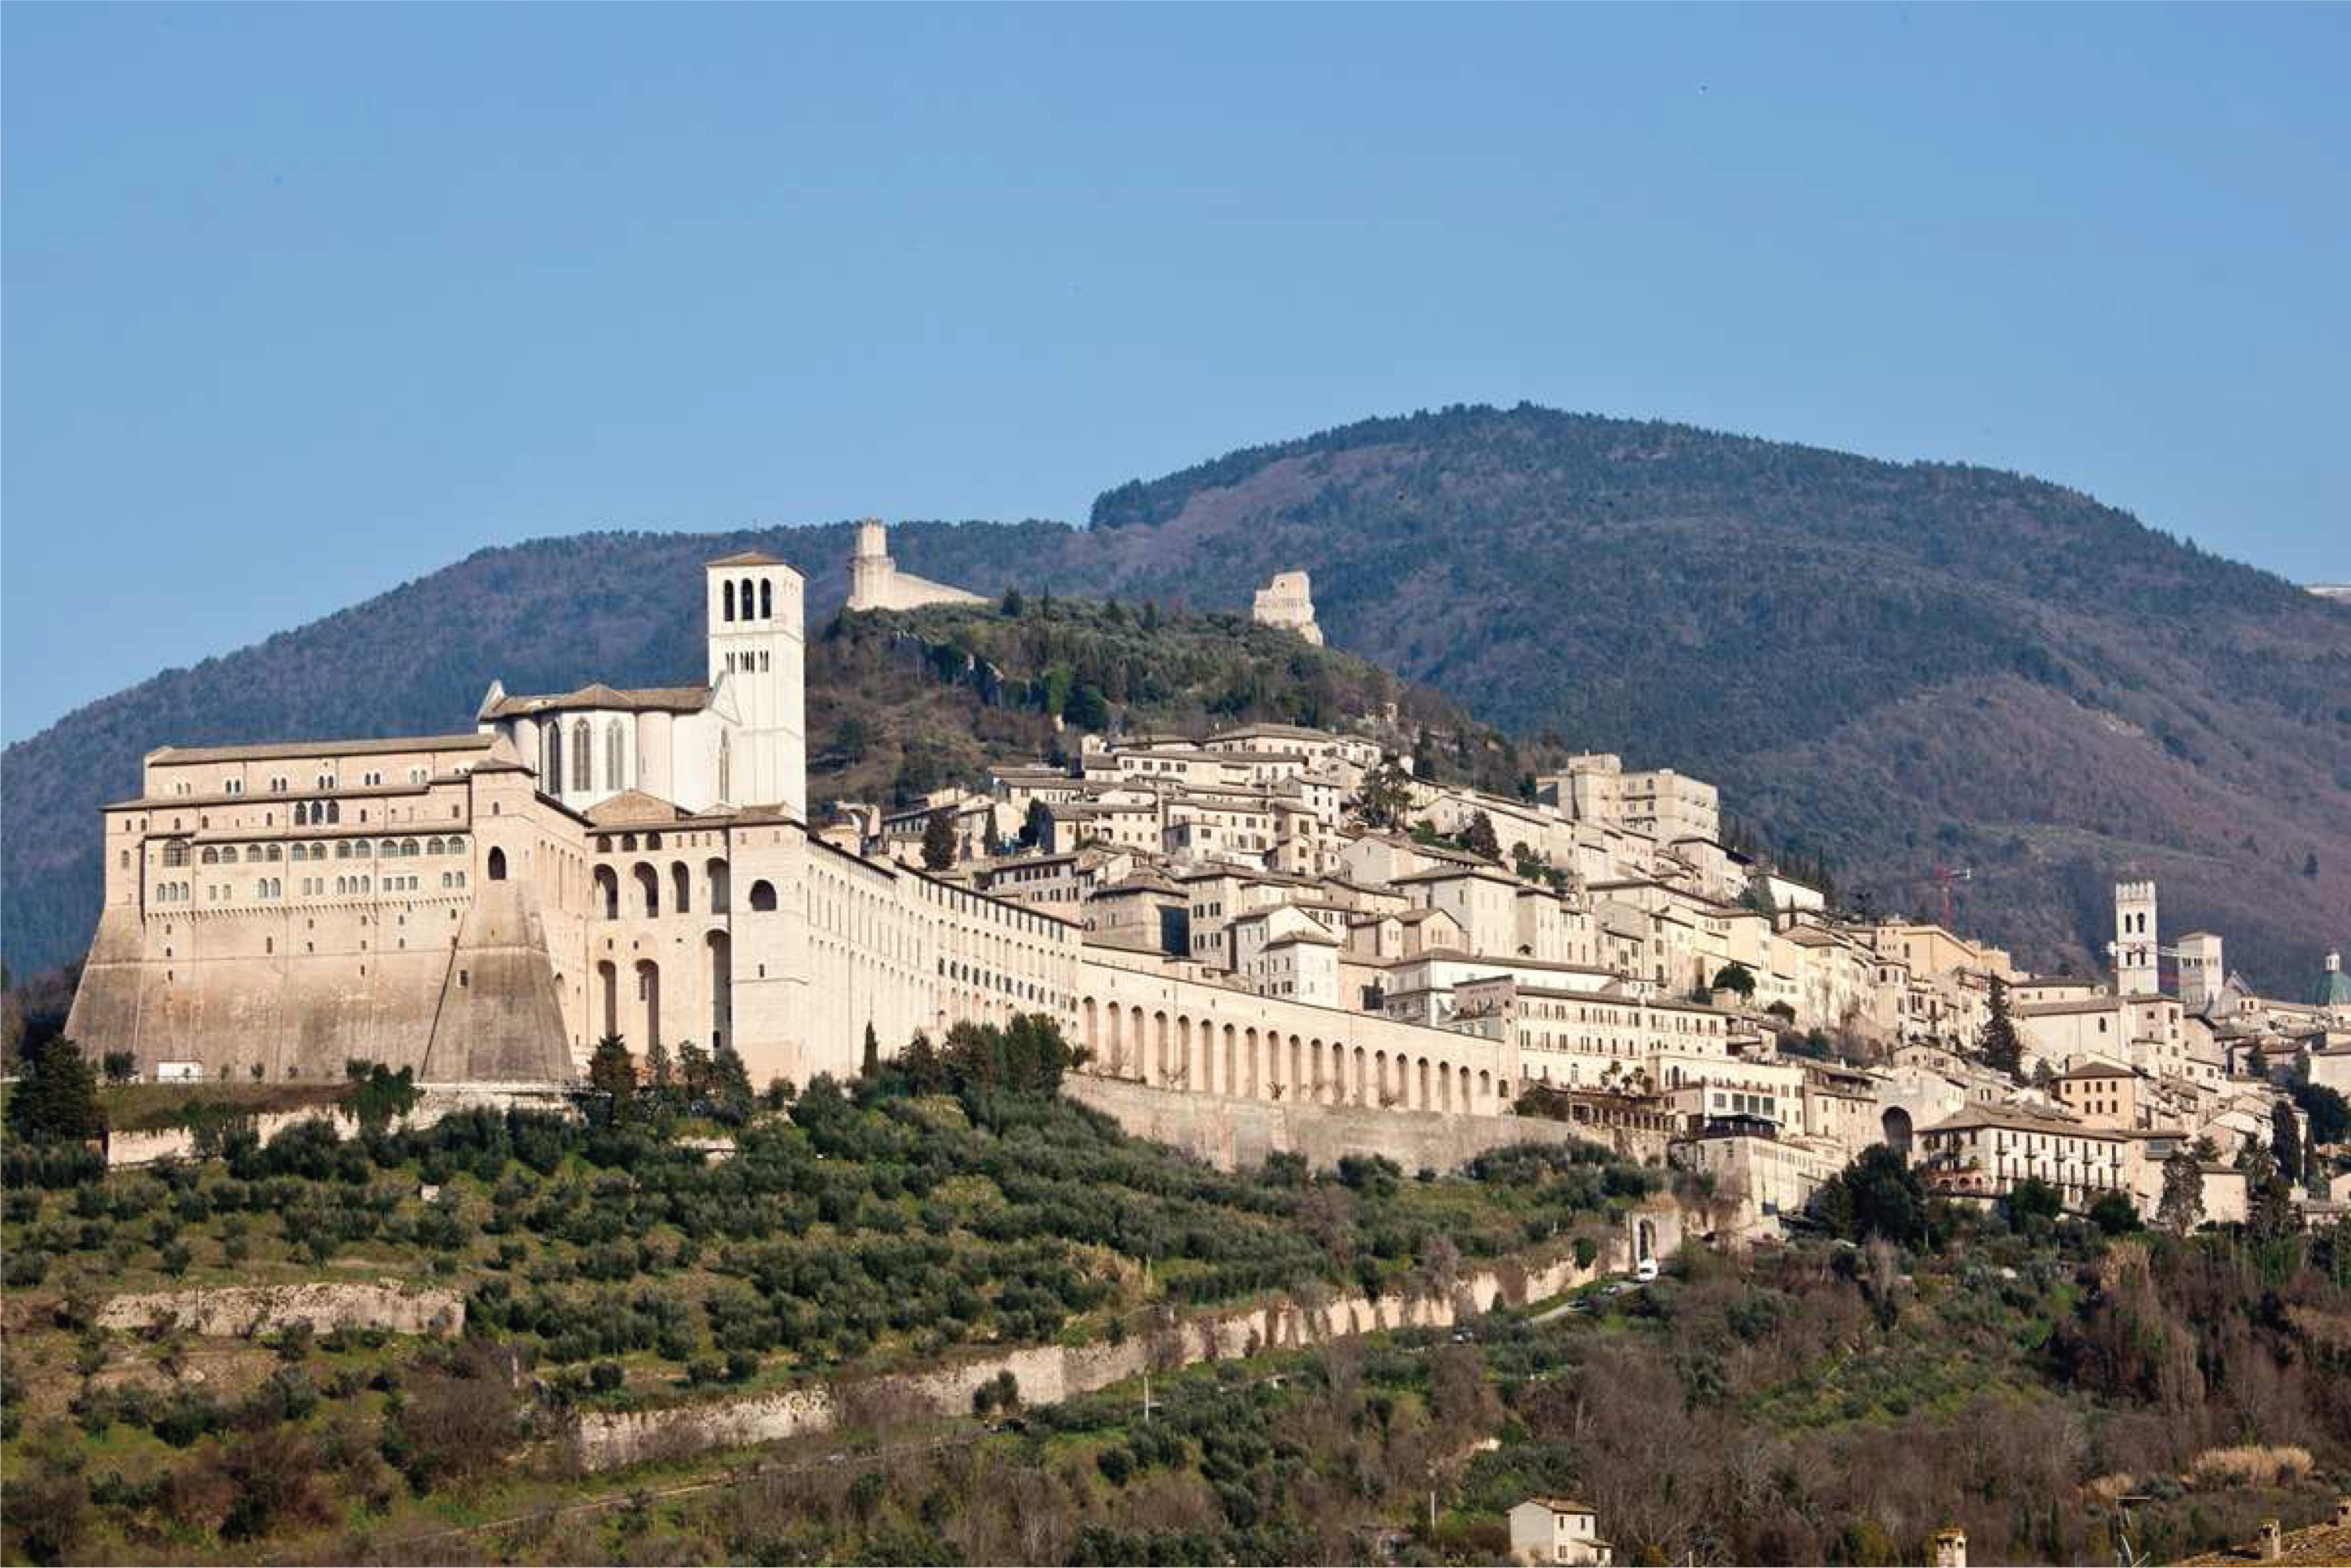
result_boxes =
[847,560,987,614]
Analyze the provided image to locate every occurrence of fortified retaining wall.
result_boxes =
[1064,1075,1669,1173]
[104,1083,575,1168]
[573,1240,1617,1472]
[97,1280,465,1339]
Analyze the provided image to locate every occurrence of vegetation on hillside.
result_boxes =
[9,1036,2348,1565]
[0,1022,1668,1564]
[808,596,1558,813]
[568,1182,2351,1566]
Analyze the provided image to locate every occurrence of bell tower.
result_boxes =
[705,552,806,820]
[2113,880,2159,997]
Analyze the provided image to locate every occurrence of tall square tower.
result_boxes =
[705,552,806,820]
[2112,880,2159,997]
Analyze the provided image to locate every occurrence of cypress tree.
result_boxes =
[1979,976,2023,1081]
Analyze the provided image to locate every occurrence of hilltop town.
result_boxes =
[51,520,2351,1243]
[8,518,2350,1568]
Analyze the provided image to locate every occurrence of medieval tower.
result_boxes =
[2113,879,2160,997]
[705,552,807,821]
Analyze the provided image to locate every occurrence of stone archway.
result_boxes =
[1882,1105,1914,1157]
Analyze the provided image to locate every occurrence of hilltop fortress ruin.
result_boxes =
[844,519,986,614]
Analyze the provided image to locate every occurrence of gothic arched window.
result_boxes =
[723,580,736,621]
[717,732,731,802]
[606,721,627,795]
[542,722,563,791]
[760,578,773,620]
[571,719,592,792]
[741,577,755,619]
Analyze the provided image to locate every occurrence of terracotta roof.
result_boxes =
[705,549,789,567]
[2052,1062,2139,1082]
[1921,1105,2125,1141]
[1391,864,1518,888]
[2177,1511,2351,1565]
[584,789,687,825]
[148,732,493,765]
[2016,998,2130,1017]
[484,684,712,719]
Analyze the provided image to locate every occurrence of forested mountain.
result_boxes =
[6,404,2346,990]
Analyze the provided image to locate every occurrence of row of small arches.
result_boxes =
[1077,996,1499,1115]
[590,859,777,919]
[169,835,468,868]
[722,578,775,622]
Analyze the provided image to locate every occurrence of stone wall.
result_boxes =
[98,1280,464,1339]
[104,1083,575,1168]
[67,877,574,1088]
[1065,1075,1668,1173]
[574,1240,1615,1471]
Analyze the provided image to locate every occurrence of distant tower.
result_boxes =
[2175,930,2226,1015]
[1252,570,1324,646]
[2113,880,2160,996]
[842,517,984,613]
[705,552,806,820]
[848,519,892,612]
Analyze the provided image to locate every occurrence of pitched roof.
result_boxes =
[706,549,788,567]
[584,789,687,825]
[148,732,494,766]
[1921,1105,2125,1141]
[484,684,712,719]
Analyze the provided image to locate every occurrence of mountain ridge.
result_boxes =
[6,404,2346,993]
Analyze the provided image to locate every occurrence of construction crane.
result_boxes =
[1897,864,1974,929]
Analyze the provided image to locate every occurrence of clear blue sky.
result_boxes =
[5,5,2345,744]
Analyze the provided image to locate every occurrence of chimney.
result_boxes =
[1933,1526,1967,1568]
[2259,1519,2282,1562]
